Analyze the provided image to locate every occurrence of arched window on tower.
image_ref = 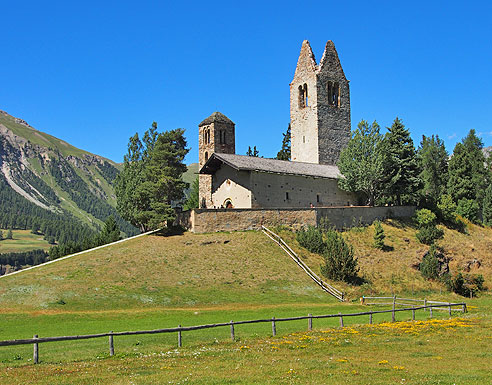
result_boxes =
[205,151,209,162]
[327,81,340,107]
[298,84,308,108]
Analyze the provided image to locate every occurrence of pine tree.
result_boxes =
[447,130,488,208]
[380,117,420,205]
[6,228,13,240]
[115,123,189,231]
[99,216,120,244]
[247,146,259,157]
[373,221,385,249]
[184,177,199,211]
[337,120,384,205]
[417,135,448,207]
[483,184,492,226]
[276,124,291,160]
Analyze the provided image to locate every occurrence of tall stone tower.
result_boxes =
[290,40,351,165]
[198,112,235,208]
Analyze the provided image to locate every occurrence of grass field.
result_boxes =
[0,224,490,384]
[0,230,52,254]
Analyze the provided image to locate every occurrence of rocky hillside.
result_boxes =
[0,110,136,240]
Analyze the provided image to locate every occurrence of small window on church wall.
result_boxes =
[223,131,226,144]
[317,194,320,203]
[205,152,209,162]
[303,84,308,106]
[303,136,305,143]
[286,192,289,200]
[298,85,305,108]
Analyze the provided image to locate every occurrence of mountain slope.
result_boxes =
[0,110,136,238]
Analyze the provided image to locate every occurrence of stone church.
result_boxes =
[198,40,357,209]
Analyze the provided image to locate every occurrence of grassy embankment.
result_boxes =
[0,230,52,253]
[0,222,490,383]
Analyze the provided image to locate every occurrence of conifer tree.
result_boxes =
[483,184,492,226]
[447,130,488,209]
[417,135,448,207]
[373,221,385,249]
[246,146,259,157]
[184,177,199,210]
[6,228,13,240]
[380,118,420,205]
[337,120,384,205]
[115,123,189,231]
[276,124,291,160]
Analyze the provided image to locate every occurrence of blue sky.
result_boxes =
[1,0,491,164]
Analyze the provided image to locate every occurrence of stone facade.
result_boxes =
[198,112,235,208]
[207,163,356,209]
[290,40,350,166]
[176,206,416,233]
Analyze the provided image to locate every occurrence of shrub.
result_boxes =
[415,209,443,245]
[420,245,440,279]
[437,194,457,223]
[320,228,359,283]
[296,226,325,254]
[416,226,444,245]
[456,198,480,223]
[373,221,385,249]
[415,209,437,227]
[446,273,485,297]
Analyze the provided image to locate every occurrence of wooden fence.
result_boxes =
[0,302,466,364]
[262,226,344,301]
[361,296,467,318]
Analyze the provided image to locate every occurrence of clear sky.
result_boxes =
[1,0,491,164]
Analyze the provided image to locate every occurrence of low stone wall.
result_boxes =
[316,206,416,229]
[176,206,416,233]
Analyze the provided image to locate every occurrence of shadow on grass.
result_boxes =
[382,244,395,252]
[154,226,186,237]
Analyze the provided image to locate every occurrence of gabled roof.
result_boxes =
[199,112,235,127]
[200,153,341,179]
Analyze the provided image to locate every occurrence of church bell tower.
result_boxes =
[290,40,351,165]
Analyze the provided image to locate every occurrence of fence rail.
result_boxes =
[0,302,466,364]
[361,296,467,316]
[261,226,344,301]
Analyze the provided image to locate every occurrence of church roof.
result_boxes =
[199,112,235,127]
[200,153,341,179]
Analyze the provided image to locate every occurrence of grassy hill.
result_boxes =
[0,230,52,253]
[0,231,332,311]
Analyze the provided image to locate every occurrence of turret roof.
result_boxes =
[199,112,235,127]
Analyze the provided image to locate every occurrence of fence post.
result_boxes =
[178,325,182,347]
[230,321,235,341]
[361,296,365,305]
[308,314,312,331]
[424,299,427,314]
[33,335,39,364]
[272,317,276,337]
[369,312,373,324]
[448,303,452,317]
[339,312,344,328]
[412,307,416,321]
[392,295,396,322]
[429,305,433,318]
[109,331,114,356]
[462,303,467,313]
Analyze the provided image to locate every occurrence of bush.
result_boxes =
[416,226,444,245]
[320,229,359,283]
[373,221,385,249]
[415,209,437,227]
[437,194,457,223]
[420,245,440,279]
[415,209,443,245]
[296,226,325,254]
[446,273,485,297]
[456,198,480,223]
